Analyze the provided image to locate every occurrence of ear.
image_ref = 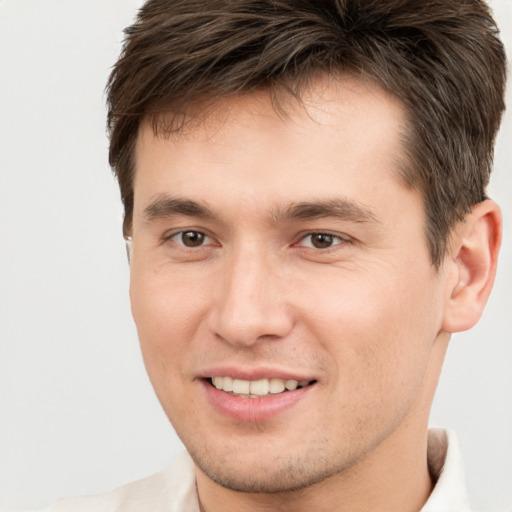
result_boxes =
[442,200,502,333]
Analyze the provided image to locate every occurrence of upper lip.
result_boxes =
[197,366,316,382]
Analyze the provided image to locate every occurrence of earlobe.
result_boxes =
[442,200,502,333]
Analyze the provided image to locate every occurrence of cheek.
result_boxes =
[129,265,213,426]
[299,262,442,393]
[129,264,209,380]
[131,259,205,330]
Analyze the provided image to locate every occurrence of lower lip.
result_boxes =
[201,380,314,422]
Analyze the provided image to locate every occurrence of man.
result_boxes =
[39,0,507,510]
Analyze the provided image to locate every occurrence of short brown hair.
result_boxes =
[106,0,507,266]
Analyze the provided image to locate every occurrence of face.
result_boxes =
[130,77,451,493]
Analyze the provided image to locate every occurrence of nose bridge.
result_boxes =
[210,241,292,346]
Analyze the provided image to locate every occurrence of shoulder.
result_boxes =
[34,451,198,512]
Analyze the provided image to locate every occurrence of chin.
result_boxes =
[189,444,348,494]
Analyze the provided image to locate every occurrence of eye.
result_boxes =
[297,232,346,249]
[168,230,212,248]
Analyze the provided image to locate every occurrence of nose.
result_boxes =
[208,245,295,347]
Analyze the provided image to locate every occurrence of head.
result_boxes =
[106,0,507,502]
[108,0,506,267]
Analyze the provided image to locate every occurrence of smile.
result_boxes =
[202,371,317,421]
[210,377,314,398]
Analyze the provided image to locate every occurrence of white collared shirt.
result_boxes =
[34,428,471,512]
[422,428,472,511]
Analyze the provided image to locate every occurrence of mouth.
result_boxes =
[202,373,317,421]
[208,376,317,398]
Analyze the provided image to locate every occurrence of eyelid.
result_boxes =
[162,228,217,247]
[294,231,351,249]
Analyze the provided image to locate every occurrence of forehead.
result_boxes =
[132,75,412,222]
[141,74,407,144]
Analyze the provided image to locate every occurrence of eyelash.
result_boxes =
[163,229,350,251]
[164,230,216,248]
[294,232,349,250]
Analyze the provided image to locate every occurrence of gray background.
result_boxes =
[0,1,511,510]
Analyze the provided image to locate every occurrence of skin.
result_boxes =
[129,76,501,512]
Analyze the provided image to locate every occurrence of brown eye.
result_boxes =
[310,233,334,249]
[296,232,346,250]
[177,231,206,247]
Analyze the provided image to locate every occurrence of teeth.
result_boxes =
[232,379,250,394]
[285,380,298,391]
[250,379,269,395]
[211,377,311,397]
[222,376,233,392]
[269,378,285,394]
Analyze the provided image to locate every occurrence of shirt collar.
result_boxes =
[421,428,472,511]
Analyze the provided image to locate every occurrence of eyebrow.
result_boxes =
[143,195,217,222]
[271,199,379,224]
[142,195,378,225]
